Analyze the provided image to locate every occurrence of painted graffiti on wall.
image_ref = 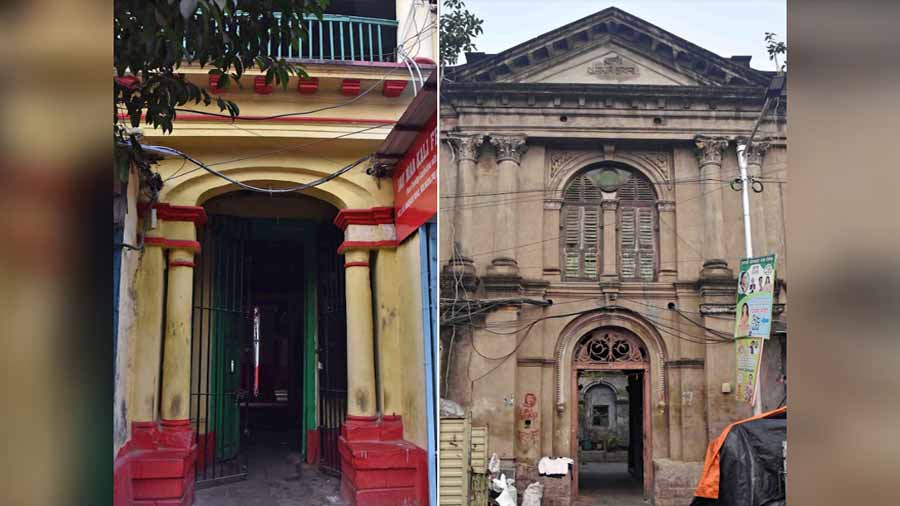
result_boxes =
[517,393,540,453]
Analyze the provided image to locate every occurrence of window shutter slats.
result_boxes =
[562,166,659,282]
[620,207,636,279]
[637,208,656,281]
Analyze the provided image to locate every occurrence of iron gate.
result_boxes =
[317,224,347,476]
[190,216,251,487]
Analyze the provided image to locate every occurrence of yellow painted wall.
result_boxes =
[122,55,432,450]
[372,232,427,449]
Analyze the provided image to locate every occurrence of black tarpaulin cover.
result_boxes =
[691,407,786,506]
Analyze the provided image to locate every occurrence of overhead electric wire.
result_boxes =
[142,142,370,194]
[171,21,436,120]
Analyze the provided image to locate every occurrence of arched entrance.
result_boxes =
[188,191,348,487]
[571,326,651,499]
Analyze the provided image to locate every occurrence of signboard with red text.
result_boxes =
[393,113,437,242]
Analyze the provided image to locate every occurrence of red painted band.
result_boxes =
[333,206,395,229]
[154,203,208,225]
[169,260,195,268]
[144,237,201,252]
[144,237,167,247]
[337,240,398,255]
[117,112,395,126]
[345,415,379,422]
[160,419,191,428]
[166,239,202,252]
[344,261,370,269]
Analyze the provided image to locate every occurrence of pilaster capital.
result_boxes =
[444,133,486,163]
[490,134,528,164]
[543,198,563,210]
[600,199,620,211]
[656,200,676,212]
[737,137,771,166]
[694,136,730,167]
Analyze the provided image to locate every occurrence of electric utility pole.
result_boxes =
[735,74,784,416]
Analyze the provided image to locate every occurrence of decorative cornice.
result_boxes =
[141,203,208,225]
[665,358,705,369]
[444,133,486,163]
[447,8,772,87]
[490,134,528,164]
[517,357,557,367]
[333,207,394,230]
[543,199,563,210]
[694,136,730,166]
[336,240,398,255]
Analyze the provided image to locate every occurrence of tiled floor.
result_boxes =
[194,431,345,506]
[573,462,648,506]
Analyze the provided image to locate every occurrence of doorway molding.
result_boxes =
[571,328,650,496]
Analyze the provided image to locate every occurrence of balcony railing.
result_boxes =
[185,13,400,64]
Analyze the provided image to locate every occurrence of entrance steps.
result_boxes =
[338,415,429,506]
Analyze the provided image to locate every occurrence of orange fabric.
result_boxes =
[693,406,787,499]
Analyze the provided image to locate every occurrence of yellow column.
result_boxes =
[344,248,377,417]
[129,238,166,422]
[160,236,198,424]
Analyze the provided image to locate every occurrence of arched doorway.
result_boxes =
[188,191,348,488]
[571,326,651,499]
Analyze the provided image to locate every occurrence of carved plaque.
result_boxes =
[587,55,640,82]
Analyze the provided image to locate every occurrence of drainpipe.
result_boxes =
[419,223,438,506]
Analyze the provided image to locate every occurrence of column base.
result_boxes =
[338,415,428,506]
[114,421,198,506]
[699,259,733,280]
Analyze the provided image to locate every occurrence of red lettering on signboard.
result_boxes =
[393,113,437,242]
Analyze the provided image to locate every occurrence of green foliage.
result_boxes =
[439,0,483,68]
[765,32,787,72]
[114,0,329,135]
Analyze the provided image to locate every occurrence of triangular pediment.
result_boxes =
[512,41,701,86]
[451,7,770,88]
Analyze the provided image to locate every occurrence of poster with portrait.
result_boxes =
[734,254,777,339]
[735,337,763,405]
[734,254,776,405]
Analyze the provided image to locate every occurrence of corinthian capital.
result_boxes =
[694,136,730,166]
[445,133,486,163]
[490,134,529,164]
[739,138,771,166]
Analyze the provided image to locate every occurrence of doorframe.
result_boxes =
[571,361,652,498]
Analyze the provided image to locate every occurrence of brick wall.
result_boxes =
[652,459,703,506]
[515,463,572,506]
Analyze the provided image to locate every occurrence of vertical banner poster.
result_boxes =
[734,254,777,404]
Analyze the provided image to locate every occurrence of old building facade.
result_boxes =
[113,2,439,505]
[439,8,787,506]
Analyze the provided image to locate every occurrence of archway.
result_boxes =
[571,326,652,500]
[188,190,347,495]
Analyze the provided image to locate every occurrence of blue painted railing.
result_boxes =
[188,13,400,63]
[277,14,400,62]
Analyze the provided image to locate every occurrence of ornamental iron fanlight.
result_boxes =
[574,328,648,364]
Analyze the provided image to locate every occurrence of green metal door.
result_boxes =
[212,216,247,462]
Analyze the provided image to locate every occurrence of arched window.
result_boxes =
[561,165,658,281]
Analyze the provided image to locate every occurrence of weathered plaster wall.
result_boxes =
[440,108,788,478]
[114,167,141,454]
[372,232,428,449]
